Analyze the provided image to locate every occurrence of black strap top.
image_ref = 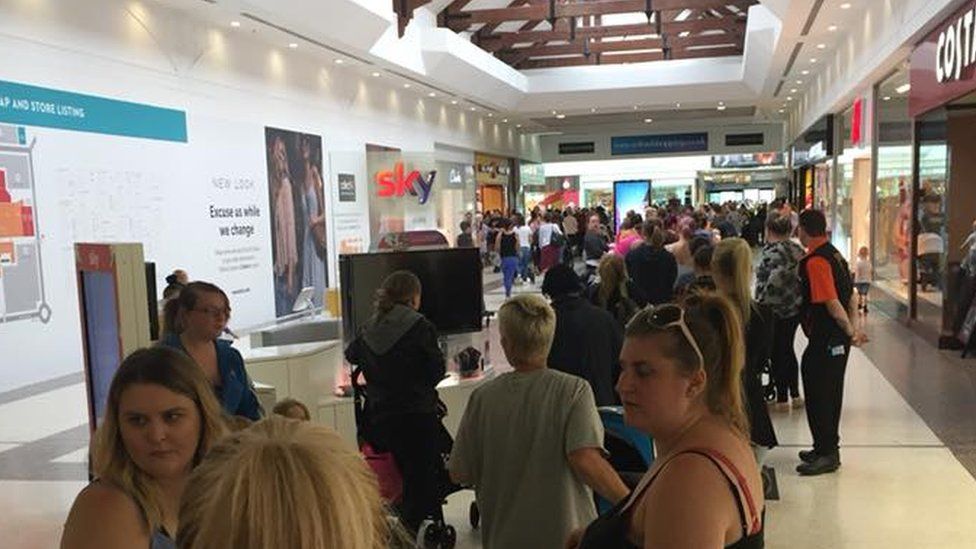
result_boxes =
[500,232,518,257]
[578,447,764,549]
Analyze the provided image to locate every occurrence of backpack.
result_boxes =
[759,241,805,319]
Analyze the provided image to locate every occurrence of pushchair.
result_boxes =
[351,366,461,548]
[596,406,655,513]
[917,232,944,292]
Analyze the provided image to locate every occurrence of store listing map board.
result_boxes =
[0,79,313,391]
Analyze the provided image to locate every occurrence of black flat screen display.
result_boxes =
[340,248,484,337]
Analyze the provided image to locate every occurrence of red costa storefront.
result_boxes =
[907,0,976,347]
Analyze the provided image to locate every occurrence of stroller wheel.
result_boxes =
[469,501,480,528]
[419,520,457,549]
[441,525,457,548]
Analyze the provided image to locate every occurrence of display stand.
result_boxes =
[75,243,151,432]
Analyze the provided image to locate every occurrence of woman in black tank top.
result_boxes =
[496,219,520,298]
[570,295,765,548]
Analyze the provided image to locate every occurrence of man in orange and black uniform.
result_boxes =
[796,209,867,476]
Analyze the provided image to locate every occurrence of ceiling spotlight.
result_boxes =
[896,83,911,94]
[516,124,522,128]
[556,114,566,119]
[230,21,241,28]
[675,102,681,108]
[883,96,892,101]
[488,113,494,117]
[502,118,509,123]
[801,70,810,75]
[810,58,817,63]
[450,99,458,105]
[403,83,411,89]
[334,59,344,65]
[470,107,476,111]
[644,118,654,123]
[428,92,436,97]
[817,43,826,49]
[591,108,597,113]
[778,109,786,113]
[840,3,851,9]
[288,43,298,49]
[787,96,794,101]
[371,71,381,77]
[633,106,639,110]
[717,105,727,111]
[790,88,798,93]
[796,79,803,84]
[828,25,838,32]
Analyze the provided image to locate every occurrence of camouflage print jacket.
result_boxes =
[755,239,806,319]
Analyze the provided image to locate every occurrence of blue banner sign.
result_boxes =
[611,132,708,156]
[0,80,187,143]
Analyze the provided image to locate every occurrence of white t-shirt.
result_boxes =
[516,226,532,248]
[854,257,871,283]
[449,369,603,549]
[538,223,562,248]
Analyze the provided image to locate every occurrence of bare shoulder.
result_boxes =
[61,483,148,549]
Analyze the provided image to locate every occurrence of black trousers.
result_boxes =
[372,413,446,531]
[772,315,801,401]
[801,338,850,455]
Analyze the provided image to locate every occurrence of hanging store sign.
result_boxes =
[910,1,976,116]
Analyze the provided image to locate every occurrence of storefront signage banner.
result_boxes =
[475,153,511,186]
[519,161,546,188]
[910,1,976,117]
[610,133,708,156]
[376,162,436,205]
[0,79,187,142]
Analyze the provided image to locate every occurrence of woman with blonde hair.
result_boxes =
[711,237,777,459]
[570,293,765,548]
[177,416,394,549]
[61,347,227,549]
[588,253,647,329]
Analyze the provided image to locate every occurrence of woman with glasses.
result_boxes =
[161,282,262,421]
[569,294,765,549]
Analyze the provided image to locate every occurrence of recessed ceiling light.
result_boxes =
[801,70,810,75]
[403,83,411,89]
[717,105,727,111]
[591,108,597,113]
[883,96,892,101]
[556,114,566,119]
[288,43,298,49]
[371,71,381,77]
[790,88,798,93]
[675,102,681,108]
[810,58,817,63]
[488,113,494,117]
[470,107,476,111]
[896,83,911,94]
[828,25,838,32]
[787,96,794,101]
[840,3,851,9]
[450,99,458,105]
[779,109,786,114]
[230,21,241,28]
[428,92,436,97]
[633,106,639,110]
[334,59,344,65]
[516,124,522,128]
[817,43,826,49]
[796,80,803,84]
[502,118,509,123]
[644,118,654,123]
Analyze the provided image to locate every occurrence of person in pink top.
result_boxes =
[614,217,641,256]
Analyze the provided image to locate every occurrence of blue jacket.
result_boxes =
[160,334,262,421]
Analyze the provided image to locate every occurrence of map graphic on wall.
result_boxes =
[0,124,50,323]
[265,127,328,317]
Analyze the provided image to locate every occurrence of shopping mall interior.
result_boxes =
[3,0,976,547]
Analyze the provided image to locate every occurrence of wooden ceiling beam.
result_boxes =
[394,0,433,37]
[443,0,751,28]
[477,17,745,51]
[499,32,740,59]
[517,44,743,69]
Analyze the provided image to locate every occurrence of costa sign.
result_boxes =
[376,162,436,205]
[935,4,976,83]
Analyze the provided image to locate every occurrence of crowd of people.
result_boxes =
[61,199,868,548]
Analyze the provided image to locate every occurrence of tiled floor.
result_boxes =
[4,276,976,548]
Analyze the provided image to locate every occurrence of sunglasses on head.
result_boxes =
[639,304,705,371]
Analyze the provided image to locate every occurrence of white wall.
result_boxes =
[0,0,539,392]
[787,0,961,139]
